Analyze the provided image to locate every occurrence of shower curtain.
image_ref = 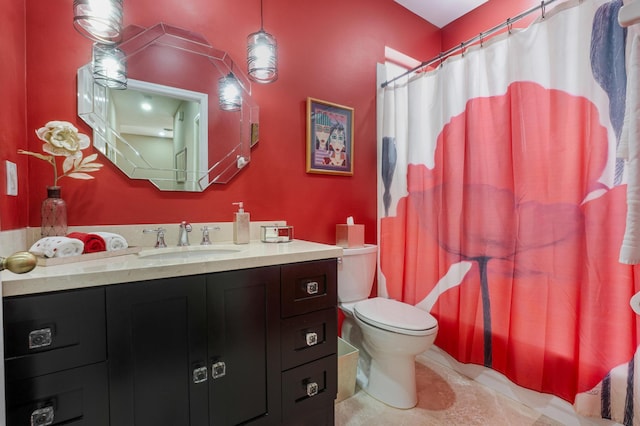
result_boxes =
[378,0,640,424]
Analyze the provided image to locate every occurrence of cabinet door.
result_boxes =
[281,355,337,424]
[207,266,281,425]
[6,362,109,426]
[106,276,208,426]
[4,287,106,381]
[281,260,337,318]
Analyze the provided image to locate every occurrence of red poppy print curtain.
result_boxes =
[378,0,640,424]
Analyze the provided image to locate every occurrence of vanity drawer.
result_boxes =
[281,308,337,370]
[281,260,337,318]
[4,287,106,381]
[6,362,109,425]
[281,355,337,421]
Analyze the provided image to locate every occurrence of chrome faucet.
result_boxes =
[178,221,192,246]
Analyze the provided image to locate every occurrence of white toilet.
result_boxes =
[338,244,438,409]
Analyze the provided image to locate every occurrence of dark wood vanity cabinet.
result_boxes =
[106,267,281,426]
[3,259,337,426]
[3,287,109,425]
[280,260,338,426]
[106,274,209,425]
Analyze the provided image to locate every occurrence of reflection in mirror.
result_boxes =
[77,23,259,191]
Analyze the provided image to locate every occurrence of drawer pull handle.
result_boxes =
[193,366,208,384]
[31,406,54,426]
[28,328,52,349]
[306,382,319,397]
[212,361,226,379]
[305,281,319,295]
[305,332,318,346]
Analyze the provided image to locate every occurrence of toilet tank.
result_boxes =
[337,244,377,303]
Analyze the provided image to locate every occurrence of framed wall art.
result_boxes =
[175,147,187,183]
[306,97,354,176]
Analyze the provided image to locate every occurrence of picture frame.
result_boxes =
[251,123,260,147]
[306,97,354,176]
[175,147,187,183]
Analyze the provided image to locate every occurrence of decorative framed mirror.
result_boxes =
[78,23,259,191]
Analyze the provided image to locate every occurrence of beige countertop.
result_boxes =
[2,239,343,297]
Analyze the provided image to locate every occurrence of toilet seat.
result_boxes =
[353,297,437,336]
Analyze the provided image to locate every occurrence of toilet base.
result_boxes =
[340,304,436,410]
[361,347,418,409]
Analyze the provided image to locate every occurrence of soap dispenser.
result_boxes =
[232,202,250,244]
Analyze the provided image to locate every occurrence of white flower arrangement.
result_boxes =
[18,120,103,186]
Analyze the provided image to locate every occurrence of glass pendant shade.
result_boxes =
[247,30,278,83]
[218,73,242,111]
[73,0,123,44]
[92,43,127,89]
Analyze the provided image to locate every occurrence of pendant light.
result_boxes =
[73,0,123,44]
[247,0,278,83]
[92,43,127,89]
[218,73,242,111]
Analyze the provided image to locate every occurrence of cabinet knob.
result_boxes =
[305,281,319,295]
[212,361,226,379]
[31,406,54,426]
[28,328,52,350]
[306,382,319,397]
[193,366,208,384]
[305,332,318,346]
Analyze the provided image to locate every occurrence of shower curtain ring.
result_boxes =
[460,42,465,57]
[480,32,484,47]
[507,18,513,34]
[438,52,444,68]
[541,1,546,19]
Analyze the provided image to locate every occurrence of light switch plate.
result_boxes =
[6,160,17,196]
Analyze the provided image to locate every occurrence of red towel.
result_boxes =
[67,232,106,254]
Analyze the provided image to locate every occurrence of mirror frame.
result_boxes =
[77,23,258,191]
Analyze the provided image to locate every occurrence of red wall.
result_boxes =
[0,1,27,230]
[4,0,549,245]
[4,0,440,245]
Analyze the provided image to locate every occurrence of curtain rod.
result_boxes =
[380,0,562,88]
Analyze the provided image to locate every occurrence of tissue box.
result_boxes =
[336,224,364,248]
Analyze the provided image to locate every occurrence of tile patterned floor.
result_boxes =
[335,356,564,426]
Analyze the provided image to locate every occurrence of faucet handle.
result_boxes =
[200,226,221,245]
[143,227,167,248]
[201,226,211,245]
[181,221,192,232]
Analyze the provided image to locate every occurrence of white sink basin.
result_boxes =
[138,245,244,261]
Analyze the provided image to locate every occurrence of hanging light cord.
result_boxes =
[380,0,561,88]
[260,0,265,31]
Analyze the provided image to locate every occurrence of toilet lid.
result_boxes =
[353,297,438,336]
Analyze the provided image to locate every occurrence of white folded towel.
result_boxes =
[93,232,129,251]
[29,237,84,258]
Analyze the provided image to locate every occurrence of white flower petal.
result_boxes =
[67,172,94,180]
[77,133,90,150]
[83,153,98,163]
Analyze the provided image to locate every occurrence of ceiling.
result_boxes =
[394,0,489,28]
[111,88,181,139]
